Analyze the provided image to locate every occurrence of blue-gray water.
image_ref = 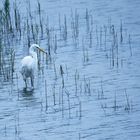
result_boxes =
[0,0,140,139]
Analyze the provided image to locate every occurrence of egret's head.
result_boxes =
[30,44,47,54]
[29,44,38,52]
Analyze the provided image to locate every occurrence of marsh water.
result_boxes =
[0,0,140,140]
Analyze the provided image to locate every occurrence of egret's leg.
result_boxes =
[31,77,34,88]
[24,78,27,89]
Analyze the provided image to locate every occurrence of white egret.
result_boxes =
[21,44,47,89]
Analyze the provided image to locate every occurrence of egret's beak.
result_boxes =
[36,46,47,54]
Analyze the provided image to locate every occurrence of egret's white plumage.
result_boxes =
[21,44,46,89]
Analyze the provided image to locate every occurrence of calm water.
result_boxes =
[0,0,140,139]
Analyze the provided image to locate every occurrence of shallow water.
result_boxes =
[0,0,140,140]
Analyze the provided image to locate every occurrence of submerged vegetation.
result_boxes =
[0,0,138,139]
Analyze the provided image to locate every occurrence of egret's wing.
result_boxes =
[20,56,35,77]
[21,56,35,69]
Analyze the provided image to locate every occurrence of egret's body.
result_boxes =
[21,44,46,89]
